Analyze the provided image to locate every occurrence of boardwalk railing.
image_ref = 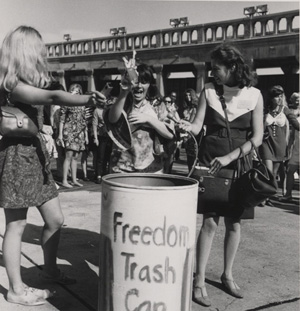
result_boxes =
[46,10,299,58]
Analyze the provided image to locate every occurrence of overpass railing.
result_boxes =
[46,10,299,58]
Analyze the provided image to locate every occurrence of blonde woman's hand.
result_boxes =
[89,91,107,108]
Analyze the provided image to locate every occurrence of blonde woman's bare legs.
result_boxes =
[223,217,241,280]
[37,197,64,275]
[194,215,220,287]
[3,208,28,295]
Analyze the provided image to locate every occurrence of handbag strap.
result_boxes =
[214,84,234,151]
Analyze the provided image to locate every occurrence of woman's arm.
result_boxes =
[179,89,207,135]
[284,106,300,130]
[108,88,130,123]
[10,83,105,107]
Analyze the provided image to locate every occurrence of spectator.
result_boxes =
[47,82,66,181]
[57,84,87,188]
[280,92,300,202]
[81,104,96,181]
[182,88,199,172]
[259,86,299,206]
[92,106,112,183]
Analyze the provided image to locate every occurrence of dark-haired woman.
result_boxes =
[106,58,175,173]
[179,44,264,306]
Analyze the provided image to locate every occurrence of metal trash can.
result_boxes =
[99,173,198,311]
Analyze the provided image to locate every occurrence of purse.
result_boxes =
[193,165,238,215]
[0,105,39,137]
[235,140,277,209]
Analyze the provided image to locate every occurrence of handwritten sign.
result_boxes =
[99,175,198,311]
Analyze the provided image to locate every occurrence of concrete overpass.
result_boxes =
[46,9,299,100]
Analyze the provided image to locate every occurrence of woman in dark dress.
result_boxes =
[180,44,264,307]
[0,26,105,306]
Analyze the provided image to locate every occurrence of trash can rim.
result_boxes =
[102,173,198,190]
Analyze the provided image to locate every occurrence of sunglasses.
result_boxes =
[164,100,172,103]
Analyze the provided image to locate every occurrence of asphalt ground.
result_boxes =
[0,150,299,311]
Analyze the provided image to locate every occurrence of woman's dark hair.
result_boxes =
[124,63,158,110]
[184,88,198,108]
[210,44,257,88]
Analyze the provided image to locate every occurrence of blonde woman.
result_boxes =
[0,26,105,306]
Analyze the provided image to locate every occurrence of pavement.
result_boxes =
[0,151,299,311]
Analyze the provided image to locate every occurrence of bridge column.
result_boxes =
[193,62,207,95]
[86,69,96,92]
[57,70,66,90]
[152,64,165,96]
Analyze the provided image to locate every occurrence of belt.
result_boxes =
[206,127,249,139]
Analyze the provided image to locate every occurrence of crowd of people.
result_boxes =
[0,25,299,308]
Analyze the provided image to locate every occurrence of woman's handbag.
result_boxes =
[235,141,277,209]
[193,165,237,214]
[0,105,39,137]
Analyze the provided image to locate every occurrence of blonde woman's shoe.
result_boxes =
[7,288,47,306]
[25,286,54,299]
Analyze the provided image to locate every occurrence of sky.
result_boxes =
[0,0,298,44]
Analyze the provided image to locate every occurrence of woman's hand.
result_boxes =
[128,112,149,125]
[208,155,232,175]
[88,91,107,108]
[41,125,53,136]
[56,136,65,148]
[94,137,99,147]
[122,50,137,71]
[122,50,138,86]
[178,119,192,132]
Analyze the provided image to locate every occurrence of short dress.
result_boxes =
[0,104,58,209]
[259,106,300,161]
[60,106,86,151]
[198,82,261,217]
[105,100,175,173]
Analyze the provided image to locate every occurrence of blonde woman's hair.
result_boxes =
[0,25,51,92]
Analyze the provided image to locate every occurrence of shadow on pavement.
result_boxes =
[21,223,100,310]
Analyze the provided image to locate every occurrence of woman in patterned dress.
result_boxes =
[57,84,87,188]
[0,26,105,306]
[180,44,264,306]
[105,59,175,174]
